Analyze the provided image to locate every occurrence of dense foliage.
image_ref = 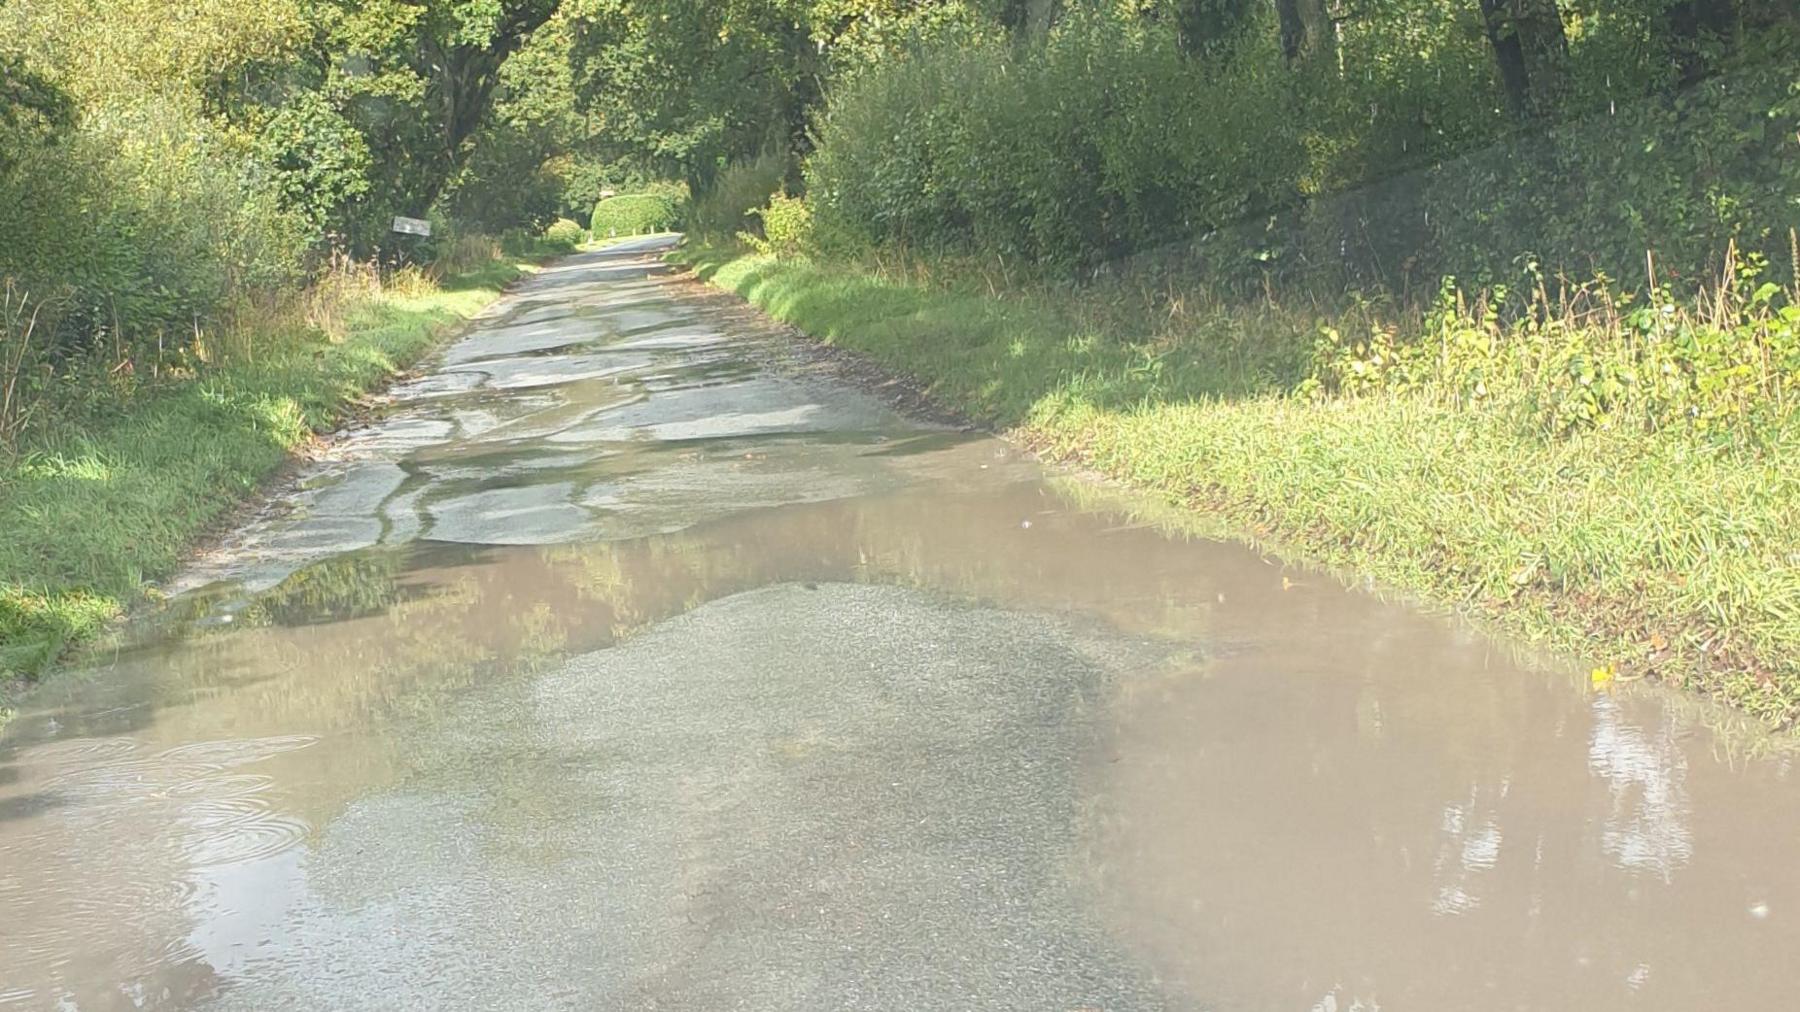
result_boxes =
[803,4,1799,286]
[4,0,1794,433]
[0,0,575,446]
[687,153,791,241]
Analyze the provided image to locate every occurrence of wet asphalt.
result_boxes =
[6,237,1800,1011]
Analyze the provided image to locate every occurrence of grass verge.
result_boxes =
[677,244,1800,726]
[0,259,528,692]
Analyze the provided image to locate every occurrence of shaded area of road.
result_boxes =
[2,237,1797,1010]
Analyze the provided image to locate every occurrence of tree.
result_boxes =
[1667,0,1736,84]
[1275,0,1333,62]
[266,0,560,245]
[441,10,588,230]
[1,0,309,113]
[0,49,70,175]
[567,0,924,191]
[1477,0,1567,117]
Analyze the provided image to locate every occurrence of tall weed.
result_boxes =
[1302,240,1800,443]
[0,283,47,453]
[689,153,789,240]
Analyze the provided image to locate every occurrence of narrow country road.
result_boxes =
[4,238,1798,1010]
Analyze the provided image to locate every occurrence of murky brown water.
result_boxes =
[2,237,1797,1010]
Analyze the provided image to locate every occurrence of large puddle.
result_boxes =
[2,238,1795,1010]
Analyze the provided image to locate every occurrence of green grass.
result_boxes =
[678,244,1800,726]
[0,259,528,690]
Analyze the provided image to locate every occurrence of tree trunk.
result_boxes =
[1478,0,1532,117]
[1276,0,1334,63]
[1513,0,1569,115]
[1002,0,1059,40]
[1667,0,1737,84]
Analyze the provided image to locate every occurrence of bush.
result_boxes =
[1301,261,1800,443]
[423,232,503,279]
[803,11,1798,292]
[560,163,689,223]
[745,193,815,259]
[689,152,788,240]
[495,220,585,258]
[541,217,586,252]
[590,194,679,237]
[804,21,1313,270]
[0,99,310,368]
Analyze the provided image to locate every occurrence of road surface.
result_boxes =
[2,237,1797,1010]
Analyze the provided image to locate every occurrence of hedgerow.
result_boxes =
[590,194,680,237]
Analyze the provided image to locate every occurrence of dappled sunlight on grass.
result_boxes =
[14,450,115,483]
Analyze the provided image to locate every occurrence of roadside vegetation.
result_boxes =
[5,0,1798,724]
[0,0,596,686]
[0,257,526,683]
[679,242,1800,723]
[591,190,686,239]
[632,1,1799,721]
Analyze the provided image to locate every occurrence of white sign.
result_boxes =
[391,216,432,237]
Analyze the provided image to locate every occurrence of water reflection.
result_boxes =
[1589,695,1693,880]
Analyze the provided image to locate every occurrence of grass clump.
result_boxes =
[676,241,1800,726]
[0,257,527,691]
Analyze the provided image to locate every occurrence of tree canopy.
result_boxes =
[1,0,1792,277]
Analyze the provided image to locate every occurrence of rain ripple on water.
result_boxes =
[0,734,320,1007]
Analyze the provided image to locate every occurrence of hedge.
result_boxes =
[591,194,680,237]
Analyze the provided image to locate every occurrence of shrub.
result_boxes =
[804,21,1316,271]
[541,217,586,252]
[0,98,310,369]
[744,193,815,259]
[498,227,531,258]
[689,152,788,240]
[1300,252,1800,443]
[590,194,679,237]
[803,12,1798,292]
[560,163,689,222]
[428,233,504,277]
[494,220,586,258]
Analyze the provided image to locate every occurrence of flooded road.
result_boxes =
[3,237,1797,1010]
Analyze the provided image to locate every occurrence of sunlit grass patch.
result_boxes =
[13,449,115,482]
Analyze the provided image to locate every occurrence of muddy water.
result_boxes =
[2,237,1796,1010]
